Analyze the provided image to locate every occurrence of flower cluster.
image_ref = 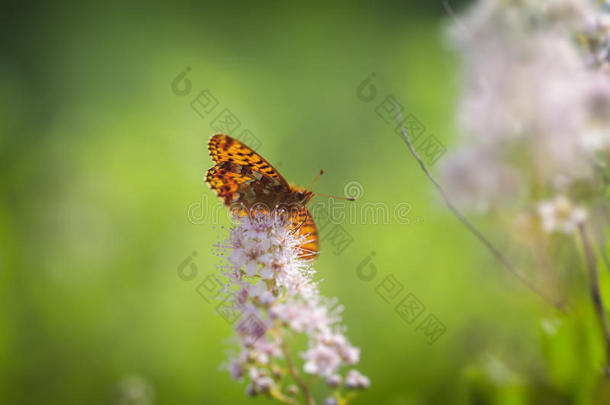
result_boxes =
[214,212,368,403]
[537,195,588,234]
[438,0,610,393]
[443,0,610,234]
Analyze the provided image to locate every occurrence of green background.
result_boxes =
[1,1,607,404]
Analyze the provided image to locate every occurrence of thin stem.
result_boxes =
[281,339,315,405]
[600,241,610,274]
[269,388,300,405]
[579,223,610,376]
[393,104,567,314]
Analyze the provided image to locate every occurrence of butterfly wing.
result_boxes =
[208,134,289,186]
[207,134,319,260]
[206,161,289,208]
[289,208,319,260]
[205,161,255,205]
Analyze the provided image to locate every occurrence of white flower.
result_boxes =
[542,0,594,26]
[250,339,281,365]
[537,195,588,234]
[258,290,275,306]
[324,397,339,405]
[249,281,266,296]
[243,259,259,277]
[345,369,370,390]
[340,345,360,365]
[445,0,610,211]
[229,361,244,380]
[244,367,275,395]
[326,374,342,388]
[303,344,342,377]
[214,211,367,397]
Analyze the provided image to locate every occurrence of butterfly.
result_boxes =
[206,134,326,260]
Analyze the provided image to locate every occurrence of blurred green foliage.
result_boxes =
[1,1,608,404]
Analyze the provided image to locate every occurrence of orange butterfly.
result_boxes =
[206,134,350,260]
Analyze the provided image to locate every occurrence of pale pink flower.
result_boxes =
[537,195,588,234]
[445,0,609,211]
[214,212,368,400]
[303,344,342,377]
[345,369,371,390]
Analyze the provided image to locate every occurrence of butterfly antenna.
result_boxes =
[306,169,356,201]
[305,169,325,192]
[314,193,356,202]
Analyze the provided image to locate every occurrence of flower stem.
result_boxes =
[269,387,299,405]
[393,103,567,314]
[578,223,610,376]
[281,339,315,405]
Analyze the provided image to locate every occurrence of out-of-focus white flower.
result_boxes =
[345,369,371,390]
[444,0,610,212]
[215,212,368,400]
[229,360,244,380]
[341,345,360,365]
[542,0,595,26]
[303,344,342,377]
[537,195,588,234]
[248,368,273,393]
[324,397,339,405]
[326,374,342,388]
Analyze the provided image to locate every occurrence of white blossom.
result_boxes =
[326,374,342,388]
[444,0,610,212]
[537,195,588,234]
[303,343,342,377]
[345,369,371,390]
[215,211,368,400]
